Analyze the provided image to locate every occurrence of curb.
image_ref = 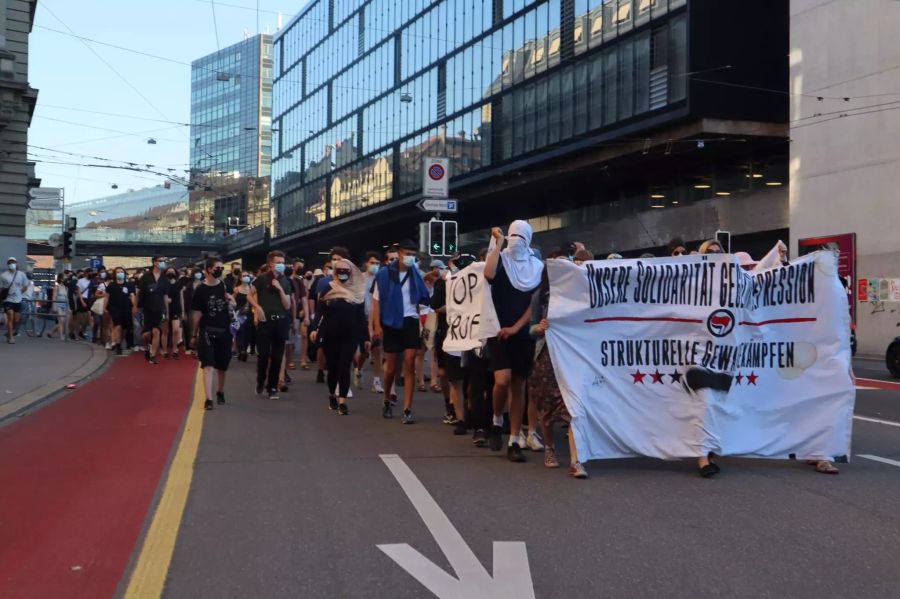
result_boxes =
[0,342,111,425]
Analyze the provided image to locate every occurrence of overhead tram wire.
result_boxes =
[40,4,174,123]
[210,0,222,52]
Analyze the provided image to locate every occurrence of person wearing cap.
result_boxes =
[485,221,545,462]
[372,239,431,423]
[1,257,28,343]
[429,259,447,277]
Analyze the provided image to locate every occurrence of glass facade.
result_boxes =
[272,0,688,238]
[190,34,274,234]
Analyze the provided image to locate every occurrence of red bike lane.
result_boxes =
[0,353,197,599]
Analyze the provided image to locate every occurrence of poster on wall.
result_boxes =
[890,279,900,303]
[879,279,890,302]
[799,233,856,319]
[867,279,880,303]
[858,279,869,302]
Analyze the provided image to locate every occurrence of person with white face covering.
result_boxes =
[484,220,545,463]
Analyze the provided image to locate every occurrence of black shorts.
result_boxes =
[382,317,420,354]
[198,327,233,371]
[443,352,464,382]
[143,309,163,332]
[3,301,22,313]
[110,310,131,327]
[488,335,535,378]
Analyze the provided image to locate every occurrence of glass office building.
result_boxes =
[272,0,789,257]
[190,34,274,233]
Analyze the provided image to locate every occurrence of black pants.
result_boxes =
[237,317,253,354]
[465,351,493,431]
[256,317,289,390]
[325,336,357,398]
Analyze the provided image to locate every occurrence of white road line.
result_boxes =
[377,454,536,599]
[853,415,900,428]
[858,454,900,468]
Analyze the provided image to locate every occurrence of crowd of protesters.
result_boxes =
[1,225,839,477]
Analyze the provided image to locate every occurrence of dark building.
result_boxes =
[271,0,788,260]
[190,34,274,234]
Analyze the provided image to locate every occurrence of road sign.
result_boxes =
[417,198,458,213]
[377,454,535,598]
[422,157,449,198]
[89,257,103,270]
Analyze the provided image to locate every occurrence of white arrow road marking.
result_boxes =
[377,454,536,599]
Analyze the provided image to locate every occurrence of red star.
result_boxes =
[631,370,646,384]
[747,372,759,385]
[651,370,664,384]
[735,373,743,385]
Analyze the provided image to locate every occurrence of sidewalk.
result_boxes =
[0,334,109,424]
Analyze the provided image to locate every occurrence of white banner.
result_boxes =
[545,250,855,461]
[443,262,500,352]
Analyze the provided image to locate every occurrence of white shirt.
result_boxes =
[77,277,91,299]
[371,272,418,318]
[0,270,27,304]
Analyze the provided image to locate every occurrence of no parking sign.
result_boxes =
[422,157,449,198]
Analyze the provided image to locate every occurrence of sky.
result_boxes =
[29,0,298,204]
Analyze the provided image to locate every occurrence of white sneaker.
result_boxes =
[526,432,545,452]
[105,342,113,350]
[371,377,384,394]
[347,388,354,398]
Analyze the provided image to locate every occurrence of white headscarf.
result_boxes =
[322,258,366,304]
[492,220,544,292]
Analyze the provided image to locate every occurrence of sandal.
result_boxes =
[814,460,839,475]
[569,462,589,479]
[300,363,309,370]
[416,384,427,392]
[430,384,441,393]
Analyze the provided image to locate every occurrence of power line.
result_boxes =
[40,3,173,122]
[192,0,282,16]
[37,103,193,127]
[210,0,222,52]
[34,115,184,143]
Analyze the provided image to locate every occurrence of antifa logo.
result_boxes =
[706,309,735,337]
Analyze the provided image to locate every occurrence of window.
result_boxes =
[574,25,584,43]
[591,16,603,37]
[533,44,545,64]
[549,37,561,56]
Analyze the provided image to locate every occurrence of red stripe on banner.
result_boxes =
[0,354,196,599]
[584,316,704,324]
[855,378,900,392]
[738,318,818,326]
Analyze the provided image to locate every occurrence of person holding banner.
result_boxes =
[372,239,431,423]
[529,266,587,479]
[485,221,544,462]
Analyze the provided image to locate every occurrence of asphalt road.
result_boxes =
[163,360,900,599]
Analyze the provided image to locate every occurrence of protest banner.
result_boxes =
[443,262,500,352]
[545,250,855,462]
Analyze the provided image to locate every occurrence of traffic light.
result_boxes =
[443,221,458,255]
[427,220,459,256]
[62,231,74,259]
[428,220,443,256]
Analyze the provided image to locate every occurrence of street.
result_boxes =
[161,357,900,597]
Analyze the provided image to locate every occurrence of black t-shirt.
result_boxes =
[106,281,132,313]
[167,278,183,315]
[253,273,292,318]
[430,277,448,332]
[191,281,230,329]
[139,271,170,313]
[487,262,537,335]
[223,273,237,294]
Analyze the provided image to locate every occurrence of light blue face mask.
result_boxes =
[242,276,251,284]
[274,263,286,274]
[368,264,379,275]
[194,272,202,280]
[402,255,416,268]
[158,261,166,270]
[116,273,125,282]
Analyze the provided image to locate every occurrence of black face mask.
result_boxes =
[284,267,294,277]
[304,275,312,280]
[212,267,224,279]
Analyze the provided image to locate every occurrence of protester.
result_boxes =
[529,267,587,478]
[192,257,235,411]
[310,258,368,415]
[47,272,69,340]
[138,256,171,364]
[734,251,757,271]
[104,267,133,356]
[372,239,431,423]
[485,221,544,462]
[313,257,340,384]
[668,237,687,256]
[233,270,253,361]
[359,250,384,393]
[289,258,309,370]
[223,262,241,294]
[1,257,28,343]
[573,248,593,265]
[698,239,724,254]
[248,250,292,399]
